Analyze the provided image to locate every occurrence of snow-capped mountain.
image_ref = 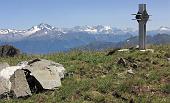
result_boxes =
[158,26,170,34]
[0,23,135,36]
[0,23,59,37]
[0,23,63,42]
[147,26,170,36]
[0,23,169,37]
[0,23,136,42]
[65,25,137,35]
[68,25,113,34]
[0,23,169,54]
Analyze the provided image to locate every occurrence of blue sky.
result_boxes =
[0,0,169,30]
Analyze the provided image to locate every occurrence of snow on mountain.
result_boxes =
[0,23,169,42]
[158,26,170,34]
[147,26,170,35]
[0,23,169,54]
[0,23,56,35]
[159,26,170,31]
[23,23,57,36]
[0,23,136,36]
[70,25,120,34]
[0,29,12,34]
[94,25,112,34]
[37,23,55,30]
[0,29,24,35]
[24,26,41,36]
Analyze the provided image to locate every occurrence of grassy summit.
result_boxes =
[0,45,170,103]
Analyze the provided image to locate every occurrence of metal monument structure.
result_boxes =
[132,4,150,50]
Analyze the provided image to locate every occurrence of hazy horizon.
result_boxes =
[0,0,169,30]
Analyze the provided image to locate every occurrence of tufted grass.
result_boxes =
[0,45,170,103]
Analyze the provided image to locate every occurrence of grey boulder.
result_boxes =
[24,59,65,90]
[10,69,32,98]
[0,59,66,98]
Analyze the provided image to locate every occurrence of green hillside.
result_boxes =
[0,45,170,103]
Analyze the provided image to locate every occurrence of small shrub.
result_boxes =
[161,84,170,94]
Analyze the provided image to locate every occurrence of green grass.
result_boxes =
[0,45,170,103]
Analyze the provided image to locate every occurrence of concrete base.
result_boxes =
[117,49,129,52]
[117,48,154,53]
[139,49,154,53]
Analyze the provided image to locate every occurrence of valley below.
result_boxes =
[0,23,170,54]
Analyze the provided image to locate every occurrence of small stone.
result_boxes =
[132,63,138,69]
[127,69,135,74]
[106,48,120,56]
[117,58,127,67]
[167,58,170,61]
[112,91,128,101]
[101,75,106,78]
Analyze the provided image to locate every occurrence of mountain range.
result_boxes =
[0,23,170,54]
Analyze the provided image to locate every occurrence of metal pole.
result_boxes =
[132,4,150,50]
[139,4,146,50]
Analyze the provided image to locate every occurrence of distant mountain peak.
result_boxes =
[29,23,55,31]
[23,23,56,36]
[0,24,169,41]
[159,26,170,31]
[71,25,113,34]
[37,23,55,30]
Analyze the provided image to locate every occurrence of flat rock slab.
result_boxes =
[10,69,32,98]
[29,67,61,89]
[25,59,62,89]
